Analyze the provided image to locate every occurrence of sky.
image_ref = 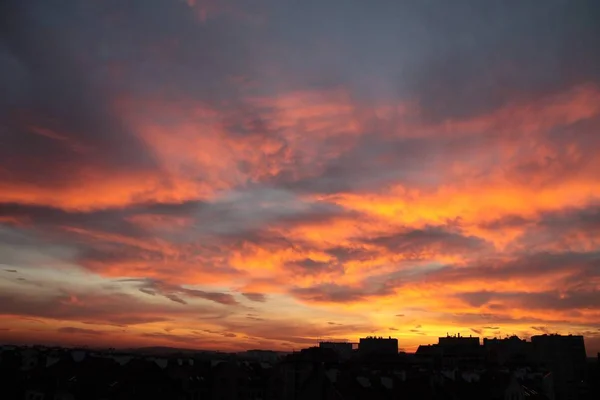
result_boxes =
[1,0,600,355]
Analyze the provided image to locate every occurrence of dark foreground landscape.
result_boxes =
[2,334,599,400]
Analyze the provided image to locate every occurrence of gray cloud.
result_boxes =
[0,292,171,327]
[128,278,239,306]
[241,292,267,302]
[0,186,346,245]
[401,0,600,121]
[530,326,551,334]
[325,246,374,263]
[367,226,491,258]
[57,327,103,336]
[140,332,201,344]
[188,187,349,236]
[286,257,339,275]
[1,0,598,193]
[480,205,600,239]
[0,0,158,188]
[291,281,395,303]
[457,289,600,311]
[164,293,187,305]
[246,314,265,321]
[446,311,573,327]
[423,251,600,289]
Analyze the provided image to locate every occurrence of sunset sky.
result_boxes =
[1,0,600,355]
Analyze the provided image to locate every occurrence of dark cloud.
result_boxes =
[265,0,599,104]
[367,226,491,258]
[0,203,245,280]
[0,0,278,190]
[531,326,551,334]
[291,281,395,303]
[325,246,374,263]
[480,205,600,238]
[538,205,600,232]
[458,291,495,308]
[402,0,600,121]
[252,0,600,196]
[0,225,76,269]
[0,0,157,188]
[189,187,349,236]
[0,292,171,327]
[181,288,239,306]
[0,201,199,239]
[68,188,335,243]
[457,289,600,311]
[269,108,599,196]
[3,269,18,273]
[140,332,200,344]
[1,0,598,190]
[294,258,330,269]
[270,135,447,194]
[423,251,600,288]
[241,292,267,302]
[219,316,376,347]
[139,287,157,296]
[447,312,572,327]
[164,293,187,305]
[246,314,264,321]
[128,278,239,306]
[287,257,339,275]
[19,317,46,325]
[511,205,600,253]
[0,203,153,238]
[202,329,237,339]
[57,327,103,336]
[479,215,532,230]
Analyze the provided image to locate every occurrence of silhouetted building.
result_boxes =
[436,334,483,369]
[1,337,592,400]
[589,354,600,400]
[484,335,534,366]
[358,336,398,356]
[318,341,353,360]
[532,334,587,400]
[276,347,339,400]
[415,344,442,368]
[242,349,281,363]
[438,333,480,348]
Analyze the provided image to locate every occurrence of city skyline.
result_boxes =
[1,0,600,355]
